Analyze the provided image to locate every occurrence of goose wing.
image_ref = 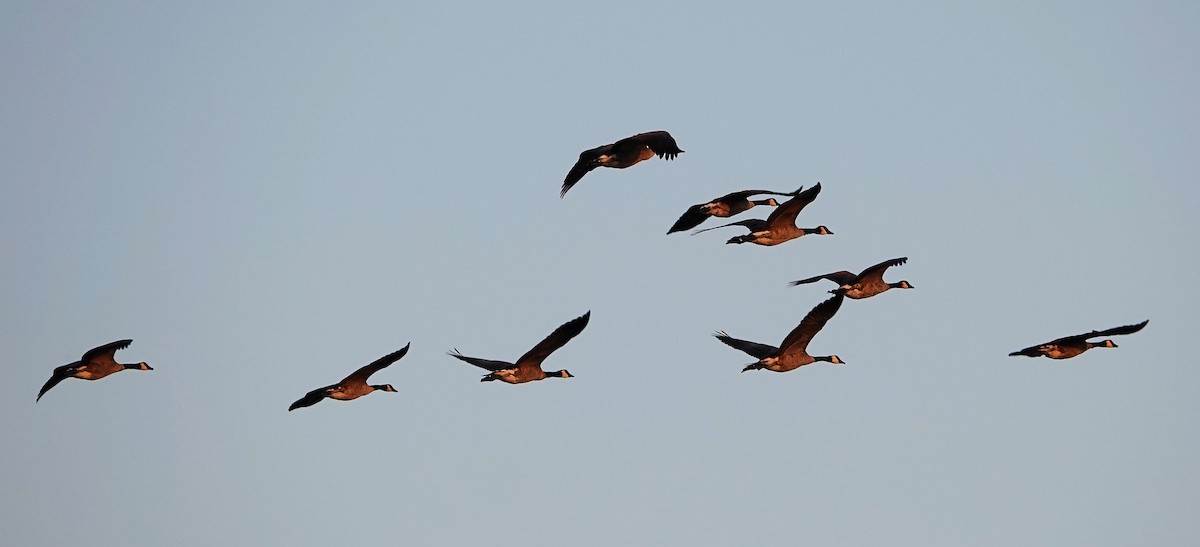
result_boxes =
[1055,319,1151,345]
[713,331,777,359]
[617,131,683,160]
[447,350,514,372]
[667,204,712,233]
[288,385,334,411]
[788,271,856,287]
[341,343,410,385]
[36,363,77,402]
[514,311,591,371]
[777,294,844,355]
[857,257,908,283]
[561,144,610,197]
[691,218,767,236]
[81,339,133,366]
[764,183,822,229]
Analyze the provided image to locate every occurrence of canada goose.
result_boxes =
[789,257,913,299]
[667,188,801,234]
[37,339,151,402]
[288,343,409,411]
[1008,320,1148,360]
[449,311,590,383]
[561,131,683,197]
[691,183,832,246]
[715,295,845,373]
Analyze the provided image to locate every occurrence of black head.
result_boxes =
[741,363,762,373]
[551,370,574,379]
[893,280,914,289]
[726,235,750,245]
[821,355,845,365]
[126,362,152,371]
[373,384,397,392]
[754,198,779,207]
[1092,340,1117,349]
[806,225,833,235]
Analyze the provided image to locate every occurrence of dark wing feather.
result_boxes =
[857,257,908,283]
[713,331,778,359]
[668,204,712,233]
[514,311,591,370]
[716,188,800,201]
[625,131,683,160]
[36,363,77,402]
[448,350,514,372]
[1087,320,1149,338]
[1057,319,1150,344]
[777,294,844,355]
[788,271,856,287]
[765,183,822,228]
[288,385,334,411]
[1008,345,1045,357]
[691,218,767,236]
[341,343,409,385]
[561,145,608,197]
[81,339,132,365]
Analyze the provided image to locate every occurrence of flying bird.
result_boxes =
[561,131,683,197]
[449,311,590,383]
[37,339,152,402]
[288,344,409,411]
[715,295,845,373]
[1008,320,1148,360]
[789,257,914,299]
[667,188,801,234]
[691,183,832,246]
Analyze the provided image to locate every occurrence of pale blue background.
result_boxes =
[3,2,1198,545]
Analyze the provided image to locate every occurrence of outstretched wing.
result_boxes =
[621,131,683,160]
[765,183,822,228]
[561,144,608,197]
[1008,345,1046,357]
[788,271,856,287]
[82,339,133,366]
[778,294,844,355]
[1054,319,1150,345]
[713,331,777,359]
[447,350,514,372]
[691,218,767,236]
[288,385,334,411]
[857,257,908,283]
[1086,320,1149,339]
[668,204,712,233]
[515,311,591,370]
[341,343,410,385]
[36,363,77,402]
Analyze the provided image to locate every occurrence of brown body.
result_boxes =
[561,131,683,197]
[715,295,845,373]
[693,183,832,246]
[288,344,409,411]
[789,257,913,299]
[1009,320,1148,360]
[450,312,590,384]
[37,339,151,402]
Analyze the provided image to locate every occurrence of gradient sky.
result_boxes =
[3,2,1198,545]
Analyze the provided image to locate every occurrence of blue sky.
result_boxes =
[3,2,1198,545]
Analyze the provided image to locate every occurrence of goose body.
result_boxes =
[715,295,845,373]
[789,257,913,299]
[1009,321,1148,360]
[288,344,409,411]
[561,132,683,197]
[450,312,590,383]
[37,339,152,402]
